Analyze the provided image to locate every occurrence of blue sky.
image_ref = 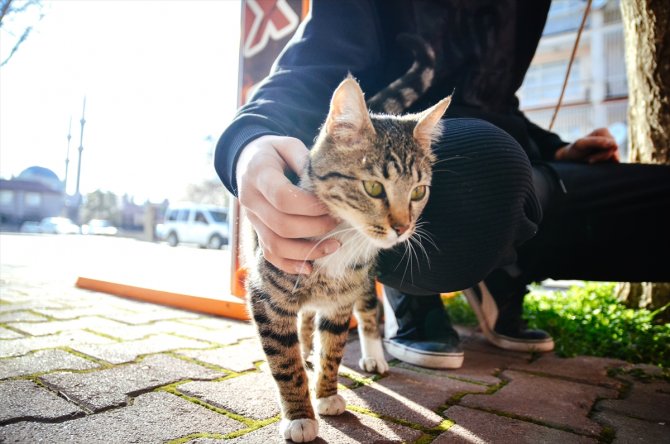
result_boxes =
[1,0,242,201]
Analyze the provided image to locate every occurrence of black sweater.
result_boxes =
[215,0,568,196]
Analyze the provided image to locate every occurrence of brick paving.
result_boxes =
[1,241,669,443]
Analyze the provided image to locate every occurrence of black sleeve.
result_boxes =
[522,114,570,161]
[214,0,385,196]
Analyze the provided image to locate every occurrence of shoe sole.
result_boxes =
[463,284,554,353]
[383,339,464,369]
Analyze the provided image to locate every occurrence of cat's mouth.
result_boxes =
[365,225,413,249]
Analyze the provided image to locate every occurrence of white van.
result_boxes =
[160,203,229,249]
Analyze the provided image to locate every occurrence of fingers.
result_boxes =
[257,168,330,217]
[235,135,341,274]
[561,134,619,164]
[272,136,312,175]
[588,127,615,139]
[585,147,620,164]
[573,136,618,152]
[261,137,331,216]
[243,185,338,238]
[238,136,331,217]
[246,211,340,274]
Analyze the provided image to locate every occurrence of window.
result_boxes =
[195,211,208,224]
[25,192,41,207]
[0,190,13,206]
[605,29,627,97]
[520,60,581,107]
[177,209,190,222]
[210,210,228,224]
[544,0,587,35]
[166,210,178,222]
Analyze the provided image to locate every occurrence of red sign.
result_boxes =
[238,0,304,105]
[231,0,306,298]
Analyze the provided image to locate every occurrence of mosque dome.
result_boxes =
[17,166,63,191]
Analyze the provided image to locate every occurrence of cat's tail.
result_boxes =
[367,34,436,115]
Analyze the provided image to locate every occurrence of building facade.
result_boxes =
[0,166,65,227]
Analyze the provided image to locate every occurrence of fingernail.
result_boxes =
[322,240,340,255]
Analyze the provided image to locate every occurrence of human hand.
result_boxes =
[554,128,620,164]
[236,135,340,274]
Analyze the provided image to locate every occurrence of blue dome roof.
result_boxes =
[18,166,62,191]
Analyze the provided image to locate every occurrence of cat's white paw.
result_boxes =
[358,335,389,374]
[279,418,319,442]
[359,356,389,374]
[316,393,346,416]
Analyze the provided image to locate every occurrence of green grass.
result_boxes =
[445,283,670,368]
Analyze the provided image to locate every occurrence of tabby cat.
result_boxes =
[243,76,450,442]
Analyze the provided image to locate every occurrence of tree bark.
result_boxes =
[619,0,670,318]
[621,0,670,163]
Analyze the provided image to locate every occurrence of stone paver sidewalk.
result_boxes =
[1,271,668,443]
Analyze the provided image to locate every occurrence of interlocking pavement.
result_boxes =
[1,236,668,443]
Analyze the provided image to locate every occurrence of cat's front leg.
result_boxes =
[314,312,352,416]
[249,290,318,442]
[354,291,389,374]
[299,310,316,366]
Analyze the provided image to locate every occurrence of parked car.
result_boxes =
[82,219,118,236]
[19,221,42,233]
[39,217,80,234]
[159,203,229,249]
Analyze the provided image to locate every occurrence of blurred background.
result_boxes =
[1,0,241,238]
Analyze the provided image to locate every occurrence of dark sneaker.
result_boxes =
[382,286,464,369]
[463,270,554,352]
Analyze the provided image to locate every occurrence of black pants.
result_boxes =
[378,118,670,294]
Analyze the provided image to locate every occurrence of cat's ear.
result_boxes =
[325,76,376,142]
[413,96,451,147]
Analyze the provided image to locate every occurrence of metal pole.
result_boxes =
[74,97,86,222]
[64,116,72,194]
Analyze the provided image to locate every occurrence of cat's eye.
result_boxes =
[363,180,385,198]
[411,185,427,201]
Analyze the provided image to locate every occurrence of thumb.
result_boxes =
[272,137,310,175]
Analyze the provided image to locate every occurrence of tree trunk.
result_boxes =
[621,0,670,162]
[619,0,670,318]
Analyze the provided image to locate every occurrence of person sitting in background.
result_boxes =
[215,0,670,369]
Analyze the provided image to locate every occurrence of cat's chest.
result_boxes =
[311,226,379,280]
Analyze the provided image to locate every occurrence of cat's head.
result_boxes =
[306,76,450,249]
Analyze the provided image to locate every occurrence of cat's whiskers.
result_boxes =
[406,240,417,284]
[408,233,431,271]
[309,227,373,283]
[293,225,361,292]
[398,241,415,288]
[344,230,372,269]
[430,155,468,166]
[410,230,436,277]
[414,221,440,253]
[418,155,468,176]
[431,168,460,175]
[393,237,412,272]
[395,221,437,287]
[407,235,421,274]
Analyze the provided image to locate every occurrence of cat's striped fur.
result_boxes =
[244,76,450,442]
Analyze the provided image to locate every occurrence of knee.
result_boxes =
[433,118,530,170]
[376,118,542,294]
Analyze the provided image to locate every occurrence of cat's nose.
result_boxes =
[392,224,410,236]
